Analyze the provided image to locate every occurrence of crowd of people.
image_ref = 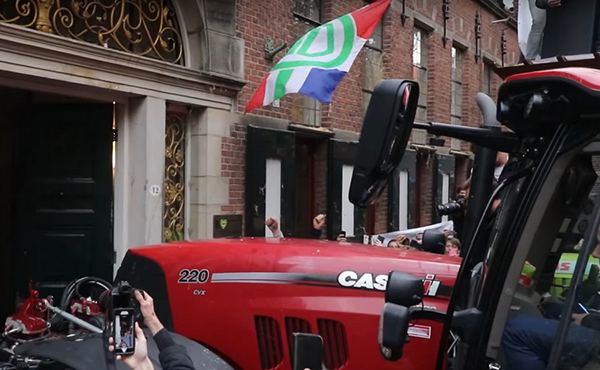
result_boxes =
[266,214,462,257]
[380,230,461,257]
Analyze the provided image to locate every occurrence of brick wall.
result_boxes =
[226,0,520,233]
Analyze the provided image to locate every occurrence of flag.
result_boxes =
[245,0,391,114]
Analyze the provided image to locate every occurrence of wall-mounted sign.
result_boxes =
[149,185,162,196]
[213,215,243,238]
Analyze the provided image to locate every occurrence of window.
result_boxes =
[362,48,384,116]
[362,2,384,113]
[294,0,322,23]
[291,19,322,126]
[367,20,383,50]
[482,62,493,96]
[451,47,463,150]
[412,28,428,143]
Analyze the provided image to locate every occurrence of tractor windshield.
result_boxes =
[445,70,600,370]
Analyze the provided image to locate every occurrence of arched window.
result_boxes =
[0,0,184,64]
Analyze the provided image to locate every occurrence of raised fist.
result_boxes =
[313,214,326,230]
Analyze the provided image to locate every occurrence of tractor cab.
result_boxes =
[352,65,600,370]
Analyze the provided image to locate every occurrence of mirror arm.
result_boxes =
[409,306,447,322]
[413,121,520,153]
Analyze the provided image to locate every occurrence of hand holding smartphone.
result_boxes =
[113,308,136,355]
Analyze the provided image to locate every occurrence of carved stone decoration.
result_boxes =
[400,0,407,27]
[0,0,184,65]
[501,29,507,66]
[475,11,482,62]
[442,0,450,47]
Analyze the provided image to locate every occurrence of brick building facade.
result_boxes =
[227,0,519,240]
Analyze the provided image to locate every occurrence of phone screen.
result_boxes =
[377,235,385,243]
[293,333,323,370]
[113,308,136,355]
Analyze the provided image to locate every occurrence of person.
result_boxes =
[524,0,547,60]
[502,313,600,370]
[534,0,599,59]
[266,214,327,239]
[387,240,399,248]
[495,152,509,182]
[266,217,284,238]
[445,238,461,257]
[109,290,195,370]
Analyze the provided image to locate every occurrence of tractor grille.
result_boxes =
[285,317,312,360]
[318,319,349,370]
[255,316,284,370]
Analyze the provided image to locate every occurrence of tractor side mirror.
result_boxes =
[421,230,446,254]
[349,80,419,207]
[379,271,424,361]
[385,271,423,307]
[379,303,410,361]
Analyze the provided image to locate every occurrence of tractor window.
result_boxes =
[483,151,600,370]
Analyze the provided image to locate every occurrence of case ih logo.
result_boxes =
[337,271,441,297]
[423,274,441,297]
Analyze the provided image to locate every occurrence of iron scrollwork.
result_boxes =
[163,112,186,242]
[0,0,184,65]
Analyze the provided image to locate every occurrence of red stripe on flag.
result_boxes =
[351,0,391,39]
[245,75,269,114]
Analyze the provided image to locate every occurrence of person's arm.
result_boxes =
[108,322,155,370]
[154,329,195,370]
[312,214,326,239]
[311,228,321,239]
[136,290,196,370]
[266,217,284,238]
[580,313,600,330]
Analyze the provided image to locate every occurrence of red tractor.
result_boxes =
[6,62,600,370]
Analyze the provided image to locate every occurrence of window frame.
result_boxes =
[365,20,384,51]
[362,46,384,117]
[451,46,464,150]
[412,27,428,124]
[482,62,493,97]
[293,0,323,25]
[291,15,323,126]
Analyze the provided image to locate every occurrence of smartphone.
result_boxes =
[377,235,385,243]
[292,333,323,370]
[340,231,346,237]
[113,308,136,355]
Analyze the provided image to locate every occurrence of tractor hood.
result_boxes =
[127,237,460,307]
[117,238,461,370]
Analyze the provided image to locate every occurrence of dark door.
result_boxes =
[294,139,316,238]
[432,154,455,224]
[245,126,296,237]
[14,104,113,301]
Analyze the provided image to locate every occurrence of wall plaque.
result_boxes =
[213,215,243,238]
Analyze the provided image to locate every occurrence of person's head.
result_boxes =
[496,152,509,167]
[388,240,399,248]
[445,238,461,257]
[415,233,423,244]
